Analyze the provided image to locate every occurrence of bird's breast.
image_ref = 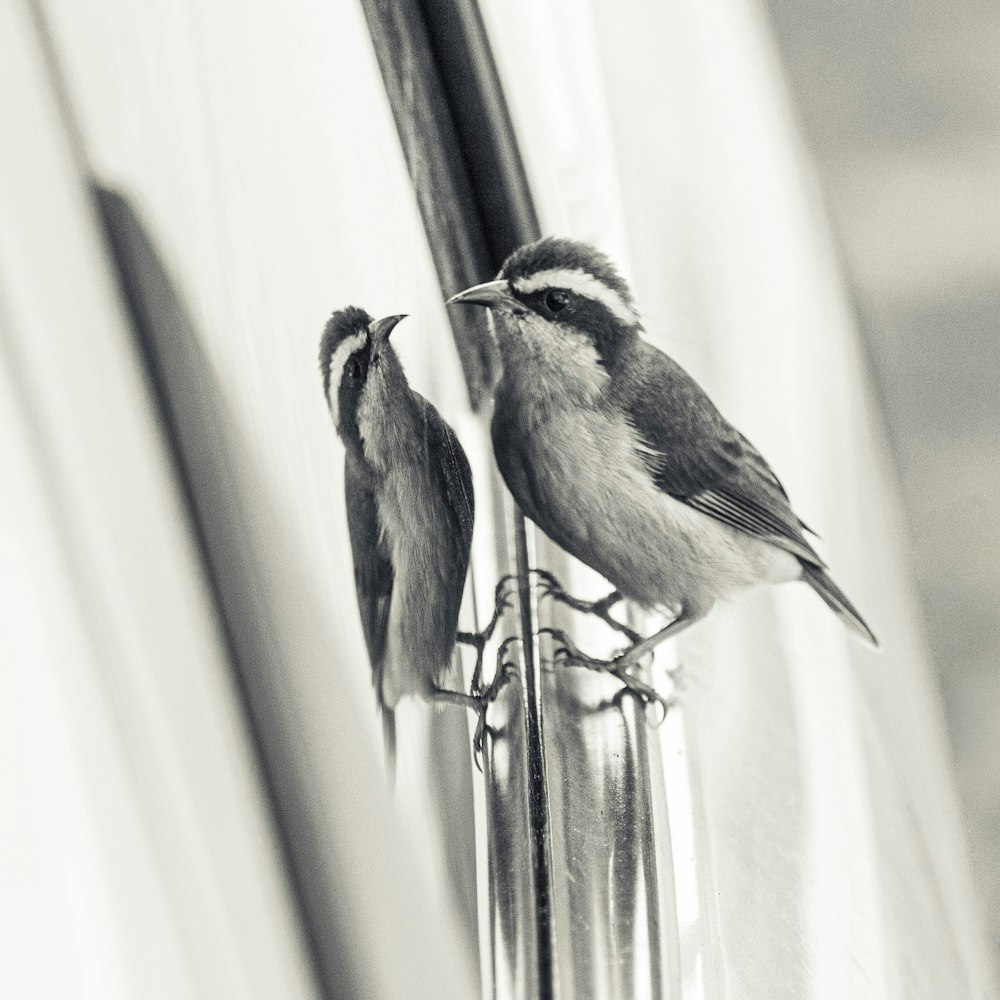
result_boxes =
[494,393,797,610]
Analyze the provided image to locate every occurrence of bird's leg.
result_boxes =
[430,687,484,712]
[532,569,642,643]
[471,636,520,768]
[538,627,673,719]
[539,607,699,719]
[432,635,520,771]
[612,611,696,670]
[457,574,517,693]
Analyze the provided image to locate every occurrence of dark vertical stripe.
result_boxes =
[90,188,337,1000]
[24,2,333,995]
[357,0,500,409]
[357,1,555,996]
[416,0,539,261]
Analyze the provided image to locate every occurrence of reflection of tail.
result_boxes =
[381,707,396,786]
[802,563,879,648]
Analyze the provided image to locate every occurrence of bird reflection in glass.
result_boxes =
[320,308,512,774]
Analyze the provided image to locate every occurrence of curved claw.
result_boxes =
[530,568,562,598]
[496,633,522,661]
[607,664,673,724]
[495,573,518,608]
[472,665,519,769]
[537,626,573,661]
[472,712,490,772]
[471,639,521,770]
[473,635,521,695]
[538,626,604,667]
[461,576,517,693]
[532,571,639,643]
[539,626,673,725]
[472,697,492,771]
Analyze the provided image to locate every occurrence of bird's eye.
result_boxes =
[545,289,569,313]
[346,357,362,381]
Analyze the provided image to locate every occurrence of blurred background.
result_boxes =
[763,0,1000,951]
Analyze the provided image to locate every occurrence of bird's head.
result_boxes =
[447,238,641,388]
[319,307,408,451]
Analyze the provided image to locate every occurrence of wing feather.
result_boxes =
[616,339,825,568]
[420,398,475,558]
[344,450,394,693]
[415,395,475,634]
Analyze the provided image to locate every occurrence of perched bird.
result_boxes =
[447,238,877,687]
[319,308,505,772]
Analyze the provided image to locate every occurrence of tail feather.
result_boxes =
[801,563,879,648]
[381,707,397,786]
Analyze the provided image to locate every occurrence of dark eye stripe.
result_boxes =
[511,267,638,325]
[326,332,367,409]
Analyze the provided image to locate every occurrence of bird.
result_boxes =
[319,308,510,772]
[447,237,877,695]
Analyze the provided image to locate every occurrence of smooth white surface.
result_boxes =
[2,1,478,996]
[0,4,317,996]
[0,356,183,1000]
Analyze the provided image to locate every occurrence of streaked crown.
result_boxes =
[502,237,640,331]
[319,305,376,431]
[319,307,407,448]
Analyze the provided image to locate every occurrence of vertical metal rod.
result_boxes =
[512,511,556,999]
[359,2,557,996]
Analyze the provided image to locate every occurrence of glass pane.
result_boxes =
[480,0,998,995]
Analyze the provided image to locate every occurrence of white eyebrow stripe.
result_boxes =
[512,268,639,325]
[326,330,367,424]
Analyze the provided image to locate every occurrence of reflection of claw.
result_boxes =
[609,683,674,727]
[538,627,673,720]
[458,575,517,692]
[472,636,521,770]
[531,569,641,643]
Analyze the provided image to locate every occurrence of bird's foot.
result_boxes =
[539,627,673,724]
[431,641,517,772]
[457,575,517,692]
[532,569,642,643]
[471,636,521,770]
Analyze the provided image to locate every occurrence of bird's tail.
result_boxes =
[381,707,397,786]
[801,563,879,648]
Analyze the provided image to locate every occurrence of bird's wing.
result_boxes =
[416,394,475,589]
[344,450,394,692]
[617,341,825,568]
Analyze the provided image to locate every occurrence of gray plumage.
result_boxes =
[449,237,877,647]
[320,309,475,770]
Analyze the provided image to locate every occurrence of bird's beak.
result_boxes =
[370,313,408,344]
[446,279,515,309]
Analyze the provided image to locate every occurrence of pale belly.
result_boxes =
[376,466,464,707]
[514,406,800,614]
